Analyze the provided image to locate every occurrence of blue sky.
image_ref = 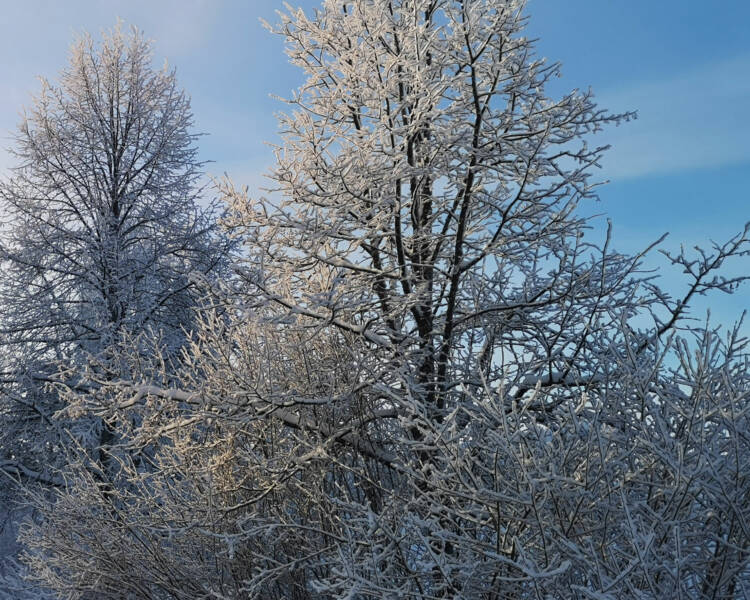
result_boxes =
[0,0,747,328]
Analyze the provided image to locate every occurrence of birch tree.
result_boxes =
[19,2,750,599]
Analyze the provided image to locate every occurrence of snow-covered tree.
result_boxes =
[0,24,230,477]
[19,2,750,599]
[0,26,232,595]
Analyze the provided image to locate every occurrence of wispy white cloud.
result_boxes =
[594,54,750,179]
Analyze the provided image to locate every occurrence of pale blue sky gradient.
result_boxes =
[0,0,747,327]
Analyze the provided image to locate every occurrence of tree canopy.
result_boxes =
[0,24,231,597]
[2,3,750,599]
